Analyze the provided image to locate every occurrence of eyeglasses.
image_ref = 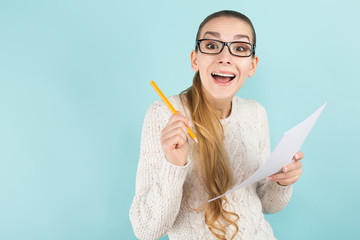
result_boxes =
[196,39,255,57]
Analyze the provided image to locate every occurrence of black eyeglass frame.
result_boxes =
[196,39,256,57]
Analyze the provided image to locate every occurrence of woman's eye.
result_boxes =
[206,43,217,49]
[235,46,245,52]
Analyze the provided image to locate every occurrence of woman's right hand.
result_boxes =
[160,112,191,166]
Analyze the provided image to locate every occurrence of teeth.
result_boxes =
[212,72,235,77]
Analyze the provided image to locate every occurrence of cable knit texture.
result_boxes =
[130,95,293,240]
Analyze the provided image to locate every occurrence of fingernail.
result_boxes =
[267,176,272,181]
[284,167,288,173]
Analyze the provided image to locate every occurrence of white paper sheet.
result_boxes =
[208,102,327,202]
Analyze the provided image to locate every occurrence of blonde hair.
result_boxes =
[180,10,256,239]
[180,72,239,239]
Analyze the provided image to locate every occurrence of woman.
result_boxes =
[130,10,304,240]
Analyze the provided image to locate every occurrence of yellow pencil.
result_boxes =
[150,80,198,144]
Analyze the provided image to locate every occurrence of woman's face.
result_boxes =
[191,17,259,102]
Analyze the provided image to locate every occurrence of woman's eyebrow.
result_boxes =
[203,31,220,38]
[234,34,250,41]
[203,31,250,41]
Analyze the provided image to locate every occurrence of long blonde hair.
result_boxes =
[180,10,257,239]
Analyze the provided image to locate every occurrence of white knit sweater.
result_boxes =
[130,95,293,240]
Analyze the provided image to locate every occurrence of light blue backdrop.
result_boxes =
[0,0,359,239]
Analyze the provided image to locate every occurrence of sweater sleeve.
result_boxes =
[255,103,293,214]
[129,101,191,240]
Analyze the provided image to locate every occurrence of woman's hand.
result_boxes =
[160,112,191,166]
[267,151,304,186]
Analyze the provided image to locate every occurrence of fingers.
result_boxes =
[160,111,191,166]
[293,151,304,161]
[268,168,303,182]
[281,160,303,173]
[276,176,300,186]
[161,125,188,149]
[160,112,190,149]
[172,111,191,127]
[267,156,304,186]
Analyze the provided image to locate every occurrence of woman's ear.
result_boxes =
[191,50,199,72]
[248,55,259,77]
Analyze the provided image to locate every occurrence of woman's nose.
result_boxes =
[217,45,232,64]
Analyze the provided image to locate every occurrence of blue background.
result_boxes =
[1,0,359,239]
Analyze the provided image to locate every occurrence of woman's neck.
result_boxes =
[203,90,233,119]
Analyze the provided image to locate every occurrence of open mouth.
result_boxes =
[211,72,236,84]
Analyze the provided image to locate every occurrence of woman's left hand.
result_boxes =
[267,151,304,186]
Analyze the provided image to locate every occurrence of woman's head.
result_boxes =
[190,10,258,102]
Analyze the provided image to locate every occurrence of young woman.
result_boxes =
[130,10,304,240]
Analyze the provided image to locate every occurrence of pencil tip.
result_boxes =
[194,137,198,144]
